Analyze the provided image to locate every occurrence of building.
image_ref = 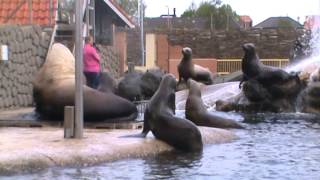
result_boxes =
[239,15,252,30]
[254,17,302,29]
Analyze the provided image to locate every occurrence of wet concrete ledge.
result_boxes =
[0,127,238,175]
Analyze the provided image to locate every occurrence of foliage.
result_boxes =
[115,0,139,17]
[181,0,239,30]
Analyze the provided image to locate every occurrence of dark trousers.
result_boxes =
[84,72,100,89]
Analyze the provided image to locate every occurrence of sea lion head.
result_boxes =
[187,79,201,97]
[182,47,192,60]
[242,43,256,58]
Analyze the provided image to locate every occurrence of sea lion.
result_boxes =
[117,71,144,101]
[97,72,118,93]
[33,43,138,121]
[241,43,294,87]
[141,74,203,152]
[140,68,165,99]
[178,47,214,85]
[241,43,302,99]
[186,79,243,128]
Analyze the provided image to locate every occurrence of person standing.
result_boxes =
[83,35,101,89]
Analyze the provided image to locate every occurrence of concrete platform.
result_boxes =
[0,108,143,129]
[0,127,238,175]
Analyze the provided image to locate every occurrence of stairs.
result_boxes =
[50,0,94,52]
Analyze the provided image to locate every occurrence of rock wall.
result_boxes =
[97,44,121,79]
[0,25,50,110]
[166,28,304,59]
[126,28,306,66]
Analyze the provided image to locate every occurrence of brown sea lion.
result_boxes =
[32,43,138,121]
[178,47,214,85]
[141,74,203,152]
[186,79,243,129]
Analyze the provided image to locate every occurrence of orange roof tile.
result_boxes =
[0,0,57,26]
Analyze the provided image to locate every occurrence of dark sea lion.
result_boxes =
[178,47,214,85]
[141,74,203,152]
[140,68,165,99]
[186,79,243,129]
[241,43,294,87]
[33,43,138,122]
[241,43,302,99]
[117,71,144,101]
[97,72,118,93]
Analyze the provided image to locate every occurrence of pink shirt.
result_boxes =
[83,44,101,72]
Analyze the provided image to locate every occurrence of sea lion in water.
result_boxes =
[141,74,203,152]
[178,47,214,85]
[33,43,138,121]
[186,79,243,128]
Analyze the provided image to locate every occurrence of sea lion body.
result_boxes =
[33,43,138,121]
[178,47,214,85]
[186,79,243,128]
[142,74,203,152]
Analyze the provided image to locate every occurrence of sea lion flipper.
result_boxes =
[141,108,151,136]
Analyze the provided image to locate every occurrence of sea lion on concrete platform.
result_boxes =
[33,43,138,121]
[178,47,214,85]
[186,79,243,128]
[141,74,203,152]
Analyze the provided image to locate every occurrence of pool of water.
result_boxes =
[3,113,320,180]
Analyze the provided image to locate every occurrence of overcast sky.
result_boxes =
[144,0,320,25]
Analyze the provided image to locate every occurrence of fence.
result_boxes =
[217,59,289,75]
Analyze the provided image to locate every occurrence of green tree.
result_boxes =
[181,1,239,30]
[115,0,142,17]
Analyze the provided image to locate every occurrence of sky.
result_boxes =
[144,0,320,25]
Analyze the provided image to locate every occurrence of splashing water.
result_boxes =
[285,54,320,73]
[285,18,320,73]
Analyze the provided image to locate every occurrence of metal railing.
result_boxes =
[217,59,289,75]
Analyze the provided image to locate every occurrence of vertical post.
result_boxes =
[49,0,53,26]
[140,0,145,66]
[64,106,74,138]
[91,0,96,41]
[85,0,90,36]
[74,0,84,138]
[28,0,33,24]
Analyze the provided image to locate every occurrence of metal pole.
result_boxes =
[74,0,84,138]
[91,0,96,41]
[86,0,89,36]
[140,0,145,66]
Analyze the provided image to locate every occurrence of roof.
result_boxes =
[102,0,135,28]
[254,16,303,29]
[0,0,57,26]
[240,15,252,23]
[0,0,134,28]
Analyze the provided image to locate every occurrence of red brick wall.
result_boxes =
[169,45,183,59]
[169,59,217,79]
[115,31,127,75]
[156,34,169,71]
